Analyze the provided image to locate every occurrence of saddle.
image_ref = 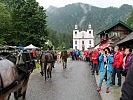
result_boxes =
[45,50,57,60]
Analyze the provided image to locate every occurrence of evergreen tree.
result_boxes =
[127,10,133,28]
[0,2,12,45]
[1,0,48,47]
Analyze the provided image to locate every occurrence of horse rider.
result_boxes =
[60,47,68,69]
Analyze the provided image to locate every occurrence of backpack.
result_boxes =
[62,51,67,57]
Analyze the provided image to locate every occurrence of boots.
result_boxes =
[96,87,101,92]
[97,87,110,93]
[106,88,110,93]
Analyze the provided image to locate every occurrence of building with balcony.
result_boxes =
[97,21,133,47]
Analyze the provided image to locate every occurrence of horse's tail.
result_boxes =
[0,73,3,89]
[40,53,43,69]
[44,55,48,67]
[44,55,48,81]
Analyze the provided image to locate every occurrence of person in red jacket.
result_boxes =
[112,46,123,86]
[121,47,125,56]
[32,49,37,59]
[92,49,99,75]
[84,50,89,62]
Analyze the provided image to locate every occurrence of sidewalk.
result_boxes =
[95,75,122,100]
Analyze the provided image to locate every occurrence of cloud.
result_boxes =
[37,0,133,8]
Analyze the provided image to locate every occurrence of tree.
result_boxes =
[47,28,72,50]
[1,0,48,47]
[0,2,12,45]
[127,10,133,28]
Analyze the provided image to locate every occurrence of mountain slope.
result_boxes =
[46,3,133,34]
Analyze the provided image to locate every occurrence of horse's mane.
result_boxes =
[0,52,11,56]
[0,52,16,64]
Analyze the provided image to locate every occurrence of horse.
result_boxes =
[40,51,57,81]
[0,52,35,100]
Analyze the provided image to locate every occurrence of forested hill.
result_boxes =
[46,3,133,34]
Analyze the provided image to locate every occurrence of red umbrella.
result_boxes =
[100,43,110,49]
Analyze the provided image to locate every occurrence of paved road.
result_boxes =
[11,59,101,100]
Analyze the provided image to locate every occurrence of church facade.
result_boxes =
[73,24,94,50]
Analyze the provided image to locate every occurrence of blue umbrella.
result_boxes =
[18,46,24,50]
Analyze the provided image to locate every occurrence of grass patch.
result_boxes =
[35,62,41,69]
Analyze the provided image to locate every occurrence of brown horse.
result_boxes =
[0,52,35,100]
[40,52,57,81]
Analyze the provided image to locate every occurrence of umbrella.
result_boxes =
[24,44,39,50]
[94,45,100,49]
[18,46,24,50]
[100,43,110,49]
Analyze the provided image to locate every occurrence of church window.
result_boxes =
[82,41,84,44]
[75,46,77,49]
[75,41,77,45]
[75,31,77,34]
[89,40,91,44]
[89,31,91,34]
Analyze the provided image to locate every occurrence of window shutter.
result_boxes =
[117,32,120,37]
[111,32,114,37]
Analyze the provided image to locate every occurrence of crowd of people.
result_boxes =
[33,45,133,99]
[70,45,133,97]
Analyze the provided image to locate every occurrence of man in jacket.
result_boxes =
[122,47,132,76]
[60,47,68,69]
[120,57,133,100]
[91,49,99,75]
[112,46,123,86]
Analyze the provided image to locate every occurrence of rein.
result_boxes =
[0,52,16,65]
[0,80,18,95]
[0,53,12,60]
[0,52,34,95]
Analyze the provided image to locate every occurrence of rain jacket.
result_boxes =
[120,57,133,100]
[124,53,132,70]
[113,51,123,68]
[92,52,99,64]
[99,54,114,72]
[84,51,89,57]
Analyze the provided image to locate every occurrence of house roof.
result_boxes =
[97,21,133,35]
[117,32,133,45]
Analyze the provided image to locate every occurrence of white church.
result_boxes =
[73,24,94,50]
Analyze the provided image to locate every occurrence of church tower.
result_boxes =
[73,25,79,50]
[87,23,94,48]
[73,23,94,50]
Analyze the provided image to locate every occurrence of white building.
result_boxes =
[73,24,94,50]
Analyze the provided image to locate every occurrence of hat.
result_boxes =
[63,47,65,49]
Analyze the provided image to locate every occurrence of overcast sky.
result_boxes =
[36,0,133,9]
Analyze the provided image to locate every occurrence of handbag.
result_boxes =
[121,69,127,76]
